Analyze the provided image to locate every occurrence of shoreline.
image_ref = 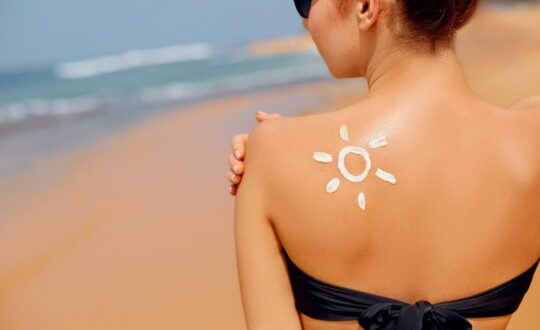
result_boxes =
[0,75,335,183]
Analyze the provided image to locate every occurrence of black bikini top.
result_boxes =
[282,248,539,330]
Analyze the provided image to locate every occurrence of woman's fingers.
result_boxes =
[228,153,244,177]
[227,154,242,196]
[228,184,238,196]
[231,133,248,161]
[228,134,247,196]
[256,111,281,123]
[228,168,241,185]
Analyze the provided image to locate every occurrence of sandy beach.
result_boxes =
[1,4,540,330]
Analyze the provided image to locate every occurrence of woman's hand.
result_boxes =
[228,111,282,196]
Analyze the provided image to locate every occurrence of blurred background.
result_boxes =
[0,0,539,329]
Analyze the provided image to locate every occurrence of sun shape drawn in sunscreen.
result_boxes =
[312,123,397,211]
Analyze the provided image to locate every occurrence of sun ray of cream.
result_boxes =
[368,136,388,149]
[357,192,366,210]
[313,123,398,212]
[340,124,349,141]
[313,152,333,163]
[326,178,340,193]
[375,168,397,184]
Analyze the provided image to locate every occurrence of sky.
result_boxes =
[0,0,305,69]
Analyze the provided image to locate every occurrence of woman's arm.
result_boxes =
[234,120,302,330]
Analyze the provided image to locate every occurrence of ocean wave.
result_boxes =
[139,62,329,104]
[0,96,103,124]
[2,50,328,130]
[54,43,214,80]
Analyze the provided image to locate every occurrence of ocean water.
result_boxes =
[0,42,331,179]
[0,42,330,132]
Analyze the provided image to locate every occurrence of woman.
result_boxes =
[229,0,540,329]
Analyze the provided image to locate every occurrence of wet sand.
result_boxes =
[1,4,540,330]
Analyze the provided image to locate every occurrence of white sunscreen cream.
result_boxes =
[368,136,388,149]
[313,123,398,211]
[340,124,349,141]
[313,152,333,163]
[357,192,366,210]
[326,178,340,193]
[375,168,397,185]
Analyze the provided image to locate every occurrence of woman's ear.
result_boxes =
[356,0,379,31]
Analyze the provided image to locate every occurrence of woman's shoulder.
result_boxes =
[247,111,336,148]
[244,111,341,184]
[242,115,304,174]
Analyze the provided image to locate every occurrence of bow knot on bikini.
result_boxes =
[356,300,473,330]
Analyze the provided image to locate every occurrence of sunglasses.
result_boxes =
[294,0,312,18]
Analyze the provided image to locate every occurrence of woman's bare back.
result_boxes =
[263,95,540,330]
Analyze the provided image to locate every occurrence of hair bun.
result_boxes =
[403,0,478,42]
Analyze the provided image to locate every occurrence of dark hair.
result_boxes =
[335,0,479,52]
[398,0,479,49]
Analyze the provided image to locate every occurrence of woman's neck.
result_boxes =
[363,42,477,103]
